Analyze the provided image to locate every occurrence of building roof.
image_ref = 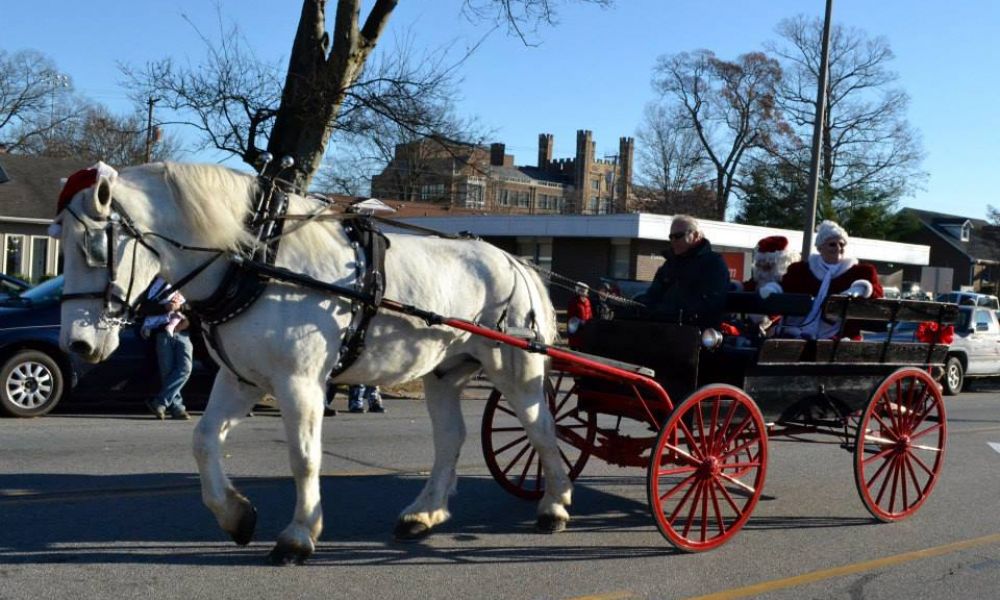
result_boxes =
[400,213,932,266]
[0,154,90,222]
[904,208,1000,264]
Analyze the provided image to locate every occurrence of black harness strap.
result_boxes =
[327,217,389,379]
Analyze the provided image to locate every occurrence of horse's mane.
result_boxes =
[162,162,259,252]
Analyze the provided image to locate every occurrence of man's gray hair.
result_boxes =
[671,214,701,235]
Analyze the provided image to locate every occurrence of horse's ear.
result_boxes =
[84,176,113,219]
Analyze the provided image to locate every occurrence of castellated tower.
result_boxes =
[538,133,553,169]
[618,136,634,210]
[574,130,594,212]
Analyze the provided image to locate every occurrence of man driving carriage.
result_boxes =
[634,215,730,328]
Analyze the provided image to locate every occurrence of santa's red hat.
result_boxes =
[756,236,788,254]
[753,235,798,271]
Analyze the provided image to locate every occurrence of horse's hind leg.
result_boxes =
[394,363,479,541]
[269,375,326,565]
[484,358,572,532]
[193,370,263,547]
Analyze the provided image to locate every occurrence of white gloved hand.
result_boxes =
[845,279,874,298]
[758,281,783,299]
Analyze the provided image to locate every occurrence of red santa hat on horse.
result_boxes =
[48,161,119,237]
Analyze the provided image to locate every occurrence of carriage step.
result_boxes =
[558,348,656,378]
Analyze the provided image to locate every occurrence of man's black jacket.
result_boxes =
[636,239,730,328]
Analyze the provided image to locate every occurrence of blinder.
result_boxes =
[61,202,159,325]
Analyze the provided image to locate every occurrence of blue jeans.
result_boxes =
[153,331,193,413]
[348,385,380,410]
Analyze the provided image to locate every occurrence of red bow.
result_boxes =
[56,168,98,215]
[915,322,955,345]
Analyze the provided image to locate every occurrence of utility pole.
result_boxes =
[144,97,159,163]
[801,0,834,257]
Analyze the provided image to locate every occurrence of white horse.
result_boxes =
[56,162,570,564]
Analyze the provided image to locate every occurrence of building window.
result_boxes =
[515,190,530,208]
[5,235,25,277]
[610,239,630,279]
[962,223,971,242]
[516,237,553,273]
[498,189,510,206]
[31,237,49,282]
[420,183,446,201]
[591,178,600,190]
[465,182,485,208]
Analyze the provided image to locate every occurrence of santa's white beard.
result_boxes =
[754,269,782,286]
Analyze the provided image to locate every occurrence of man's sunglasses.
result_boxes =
[669,231,690,240]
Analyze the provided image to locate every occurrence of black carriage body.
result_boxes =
[577,294,959,425]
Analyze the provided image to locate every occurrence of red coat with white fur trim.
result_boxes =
[780,260,883,339]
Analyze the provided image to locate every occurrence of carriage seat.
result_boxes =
[724,292,814,317]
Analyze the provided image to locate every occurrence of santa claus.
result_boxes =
[761,220,883,340]
[742,235,798,292]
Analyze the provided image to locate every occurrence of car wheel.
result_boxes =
[943,356,964,396]
[0,350,66,417]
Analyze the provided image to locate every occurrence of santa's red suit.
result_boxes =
[566,295,593,349]
[779,255,883,339]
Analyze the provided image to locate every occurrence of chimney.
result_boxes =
[490,143,506,167]
[538,133,553,169]
[574,130,594,210]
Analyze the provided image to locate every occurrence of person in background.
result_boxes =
[348,384,385,413]
[596,281,616,321]
[635,214,730,328]
[764,220,883,340]
[139,278,193,420]
[566,283,593,349]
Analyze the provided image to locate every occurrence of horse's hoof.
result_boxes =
[536,514,568,533]
[268,541,312,566]
[229,502,258,546]
[393,519,432,543]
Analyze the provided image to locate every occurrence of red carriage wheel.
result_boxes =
[854,367,947,522]
[647,384,767,552]
[481,370,597,500]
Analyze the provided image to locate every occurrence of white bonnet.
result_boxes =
[814,220,849,248]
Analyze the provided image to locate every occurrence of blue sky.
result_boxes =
[4,1,995,219]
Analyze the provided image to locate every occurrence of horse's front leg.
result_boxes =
[193,369,263,547]
[270,375,326,565]
[394,364,478,541]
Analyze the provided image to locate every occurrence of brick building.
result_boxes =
[370,130,634,215]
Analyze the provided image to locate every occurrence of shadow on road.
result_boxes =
[0,472,685,566]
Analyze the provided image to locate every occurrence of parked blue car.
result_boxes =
[0,275,216,417]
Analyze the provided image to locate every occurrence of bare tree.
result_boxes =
[0,50,77,152]
[39,105,181,165]
[765,15,926,218]
[652,50,782,220]
[124,0,610,189]
[635,103,710,207]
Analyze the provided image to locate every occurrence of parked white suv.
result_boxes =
[937,291,1000,311]
[866,305,1000,395]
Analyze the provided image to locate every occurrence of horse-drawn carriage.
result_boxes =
[55,161,958,563]
[481,292,958,552]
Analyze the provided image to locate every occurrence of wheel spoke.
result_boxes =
[681,479,705,538]
[709,478,727,537]
[494,434,530,455]
[499,442,532,476]
[666,474,700,523]
[515,448,537,488]
[866,450,895,488]
[676,420,707,461]
[717,471,756,495]
[659,472,698,503]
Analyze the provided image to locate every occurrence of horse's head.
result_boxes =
[57,166,161,363]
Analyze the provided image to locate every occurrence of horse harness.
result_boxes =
[61,175,390,388]
[185,179,390,386]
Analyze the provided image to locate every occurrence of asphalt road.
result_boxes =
[2,379,999,600]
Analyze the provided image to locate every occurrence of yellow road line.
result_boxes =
[567,592,636,600]
[685,532,1000,600]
